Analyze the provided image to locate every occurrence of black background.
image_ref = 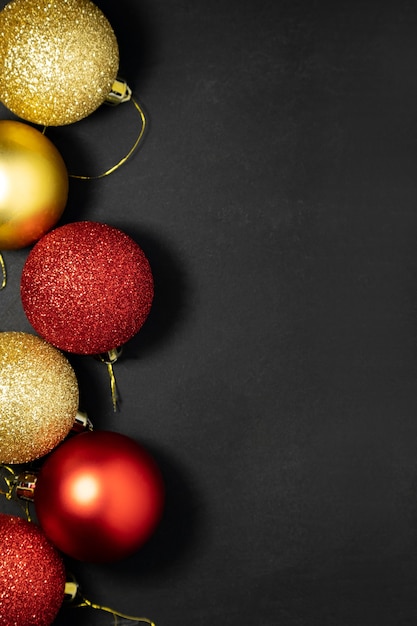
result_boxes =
[2,0,417,624]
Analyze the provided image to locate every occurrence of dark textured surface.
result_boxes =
[1,0,417,624]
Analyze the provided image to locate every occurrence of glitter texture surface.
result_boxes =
[0,514,66,626]
[21,221,154,354]
[0,332,79,463]
[0,0,119,126]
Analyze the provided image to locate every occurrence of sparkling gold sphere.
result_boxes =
[0,120,68,249]
[0,332,79,463]
[0,0,119,126]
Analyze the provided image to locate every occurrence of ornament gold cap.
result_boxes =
[15,472,38,502]
[106,78,132,105]
[71,410,93,434]
[99,347,124,364]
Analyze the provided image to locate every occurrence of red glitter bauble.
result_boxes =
[34,430,165,562]
[0,514,66,626]
[20,221,154,354]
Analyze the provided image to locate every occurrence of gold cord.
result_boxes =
[72,593,155,625]
[21,499,32,522]
[0,465,32,521]
[97,348,122,411]
[65,575,156,625]
[0,252,6,290]
[69,97,146,180]
[0,465,16,499]
[106,360,119,412]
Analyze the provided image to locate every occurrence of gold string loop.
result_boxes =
[0,464,17,500]
[0,465,33,521]
[97,347,123,412]
[106,360,119,412]
[69,92,146,180]
[65,578,155,625]
[77,596,156,625]
[0,252,6,290]
[41,80,146,180]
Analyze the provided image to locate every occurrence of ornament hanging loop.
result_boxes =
[98,347,123,412]
[0,464,17,500]
[65,576,156,625]
[0,465,34,521]
[0,252,6,290]
[69,79,147,180]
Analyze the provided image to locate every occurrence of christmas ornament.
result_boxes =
[0,120,68,249]
[21,221,154,355]
[0,0,119,126]
[0,331,79,463]
[34,430,165,562]
[0,513,66,626]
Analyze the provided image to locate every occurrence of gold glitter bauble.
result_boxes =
[0,0,119,126]
[0,120,68,249]
[0,332,79,463]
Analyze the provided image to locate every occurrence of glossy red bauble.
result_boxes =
[0,514,66,626]
[20,221,154,354]
[34,430,164,562]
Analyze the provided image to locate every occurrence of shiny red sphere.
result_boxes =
[34,431,164,562]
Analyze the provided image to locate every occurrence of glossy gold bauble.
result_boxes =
[0,332,79,464]
[0,120,68,249]
[0,0,119,126]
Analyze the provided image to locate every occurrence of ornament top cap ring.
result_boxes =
[0,0,119,126]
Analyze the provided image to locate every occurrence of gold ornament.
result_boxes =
[0,120,68,249]
[0,0,119,126]
[0,332,79,464]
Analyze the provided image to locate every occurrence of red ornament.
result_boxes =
[34,430,165,562]
[20,221,154,354]
[0,514,66,626]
